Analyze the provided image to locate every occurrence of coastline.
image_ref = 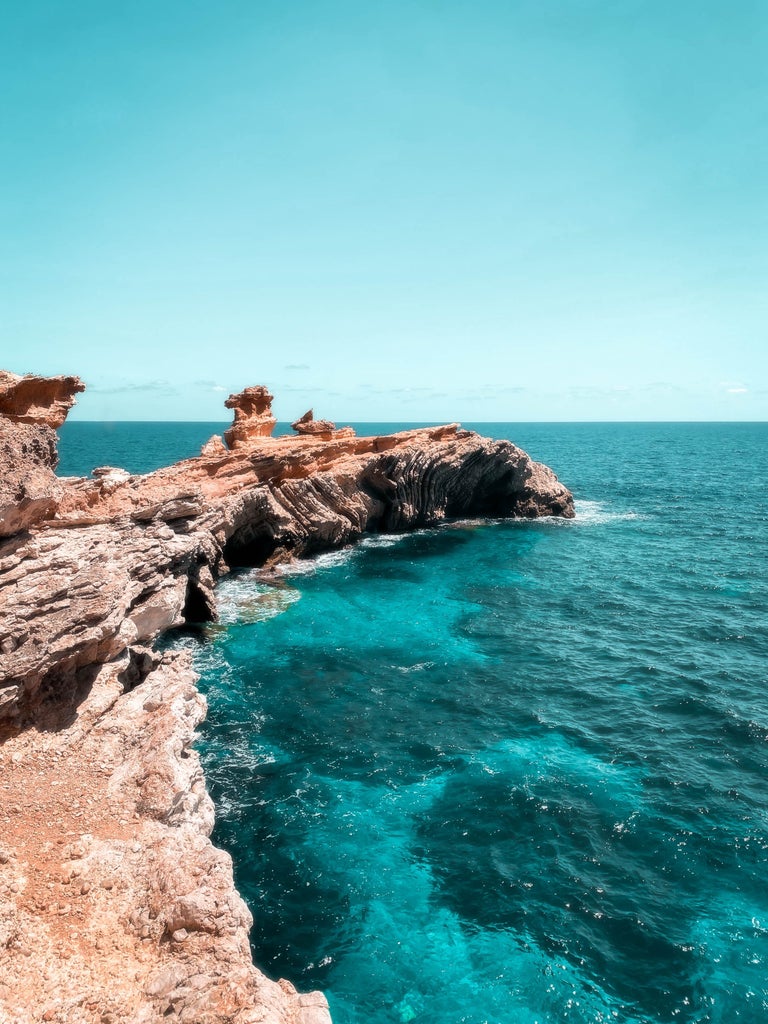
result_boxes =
[0,372,573,1022]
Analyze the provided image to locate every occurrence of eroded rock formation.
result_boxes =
[0,373,574,1023]
[290,409,355,440]
[0,370,85,429]
[224,386,277,449]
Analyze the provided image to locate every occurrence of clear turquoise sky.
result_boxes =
[2,1,767,421]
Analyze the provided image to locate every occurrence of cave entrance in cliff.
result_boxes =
[223,528,281,569]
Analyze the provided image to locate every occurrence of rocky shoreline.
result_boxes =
[0,371,573,1023]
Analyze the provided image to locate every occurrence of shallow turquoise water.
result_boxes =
[61,422,768,1023]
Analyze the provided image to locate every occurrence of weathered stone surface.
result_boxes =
[0,520,224,716]
[0,419,62,537]
[291,409,355,440]
[0,370,84,428]
[0,372,574,1024]
[224,386,277,448]
[0,372,83,537]
[0,651,329,1024]
[201,434,227,457]
[1,402,573,721]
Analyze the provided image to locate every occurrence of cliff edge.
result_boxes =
[0,373,573,1023]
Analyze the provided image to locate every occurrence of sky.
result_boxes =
[1,0,767,421]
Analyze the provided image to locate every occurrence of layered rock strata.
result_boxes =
[0,373,574,1023]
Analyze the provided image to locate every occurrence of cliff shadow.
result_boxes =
[0,649,151,741]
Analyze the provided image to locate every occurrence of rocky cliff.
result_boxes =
[0,373,573,1023]
[0,371,84,539]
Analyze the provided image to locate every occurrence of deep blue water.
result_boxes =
[60,422,768,1024]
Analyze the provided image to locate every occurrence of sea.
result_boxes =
[58,421,768,1024]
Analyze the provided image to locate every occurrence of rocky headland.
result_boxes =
[0,370,574,1023]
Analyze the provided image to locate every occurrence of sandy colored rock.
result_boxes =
[224,386,277,448]
[0,372,83,537]
[1,384,573,720]
[290,409,355,441]
[0,419,63,537]
[0,651,329,1024]
[0,370,85,429]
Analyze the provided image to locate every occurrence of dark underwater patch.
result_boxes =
[413,762,710,1019]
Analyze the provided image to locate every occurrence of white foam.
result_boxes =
[439,517,499,530]
[277,547,357,577]
[359,533,406,548]
[215,571,301,624]
[573,499,644,525]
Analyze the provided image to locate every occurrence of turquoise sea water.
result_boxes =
[60,422,768,1024]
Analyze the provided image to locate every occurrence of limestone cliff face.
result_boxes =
[0,651,329,1024]
[0,373,574,1024]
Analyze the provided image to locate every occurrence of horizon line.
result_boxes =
[61,418,768,426]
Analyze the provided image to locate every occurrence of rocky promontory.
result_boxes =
[0,371,573,1023]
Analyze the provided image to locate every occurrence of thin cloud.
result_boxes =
[568,385,614,399]
[451,386,527,401]
[641,382,684,393]
[284,363,310,371]
[478,385,527,395]
[194,379,227,392]
[90,379,177,395]
[400,389,459,403]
